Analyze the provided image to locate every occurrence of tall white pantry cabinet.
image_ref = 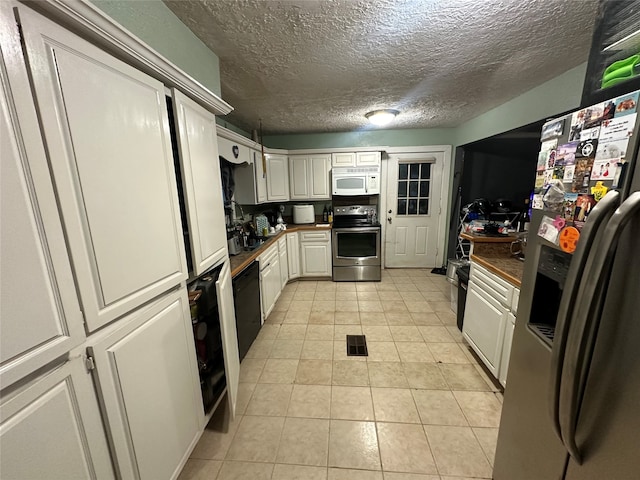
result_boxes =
[0,2,238,479]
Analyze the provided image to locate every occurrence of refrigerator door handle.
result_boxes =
[548,190,620,441]
[559,192,640,464]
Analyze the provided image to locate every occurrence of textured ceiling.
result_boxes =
[164,0,599,135]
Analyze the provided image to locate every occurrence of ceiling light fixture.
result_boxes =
[365,109,399,126]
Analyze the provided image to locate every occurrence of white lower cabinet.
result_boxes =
[300,231,332,277]
[87,288,203,480]
[463,261,519,384]
[279,237,289,289]
[463,282,508,377]
[0,356,114,479]
[499,312,516,387]
[287,233,300,279]
[259,244,281,320]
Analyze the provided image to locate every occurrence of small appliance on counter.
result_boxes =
[227,235,242,256]
[293,204,315,224]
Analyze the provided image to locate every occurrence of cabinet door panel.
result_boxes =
[332,152,355,167]
[266,154,289,201]
[499,313,516,387]
[309,155,331,199]
[301,243,331,276]
[287,233,300,279]
[356,152,381,166]
[0,357,114,479]
[462,282,507,376]
[215,262,240,419]
[254,150,267,203]
[172,90,227,275]
[0,19,85,387]
[289,156,309,199]
[88,289,202,480]
[19,8,187,331]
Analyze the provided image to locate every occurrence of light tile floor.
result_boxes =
[180,269,502,480]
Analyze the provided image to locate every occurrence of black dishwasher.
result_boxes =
[232,261,261,361]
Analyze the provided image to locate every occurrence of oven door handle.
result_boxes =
[332,226,381,233]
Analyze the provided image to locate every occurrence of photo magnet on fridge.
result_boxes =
[591,158,618,181]
[613,91,639,117]
[541,119,565,141]
[563,193,579,221]
[563,164,576,183]
[595,138,629,160]
[572,158,594,193]
[538,215,560,244]
[574,194,596,230]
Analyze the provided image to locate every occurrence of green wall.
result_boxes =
[89,0,221,96]
[454,63,587,147]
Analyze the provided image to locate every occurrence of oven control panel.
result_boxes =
[334,205,377,216]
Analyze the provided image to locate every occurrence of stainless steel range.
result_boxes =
[332,205,381,282]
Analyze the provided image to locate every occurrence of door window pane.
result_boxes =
[396,161,431,216]
[397,199,407,215]
[419,181,429,197]
[398,181,407,196]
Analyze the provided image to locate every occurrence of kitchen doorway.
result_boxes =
[383,149,449,268]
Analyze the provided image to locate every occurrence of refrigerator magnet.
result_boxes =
[591,181,609,202]
[538,216,560,244]
[613,91,639,117]
[599,113,637,142]
[563,193,579,220]
[591,159,618,181]
[574,194,596,229]
[532,194,544,210]
[559,226,580,253]
[595,138,629,160]
[563,165,576,183]
[541,119,565,141]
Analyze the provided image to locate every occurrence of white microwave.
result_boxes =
[332,167,380,196]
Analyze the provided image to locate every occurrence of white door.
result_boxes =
[0,27,85,388]
[172,89,228,275]
[19,8,187,332]
[0,357,114,480]
[384,152,444,268]
[88,289,203,480]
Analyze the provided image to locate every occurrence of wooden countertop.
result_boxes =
[229,224,332,278]
[460,232,519,243]
[471,254,524,288]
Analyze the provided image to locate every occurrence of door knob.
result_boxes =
[387,217,392,224]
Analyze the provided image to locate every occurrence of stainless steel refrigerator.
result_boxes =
[493,93,640,478]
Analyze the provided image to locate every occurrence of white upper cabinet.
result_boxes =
[217,136,251,165]
[172,89,228,276]
[0,357,115,480]
[254,150,268,203]
[331,151,381,167]
[289,154,331,200]
[266,154,290,202]
[0,10,85,388]
[232,149,267,205]
[356,152,381,166]
[18,8,187,332]
[332,152,356,167]
[87,288,203,480]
